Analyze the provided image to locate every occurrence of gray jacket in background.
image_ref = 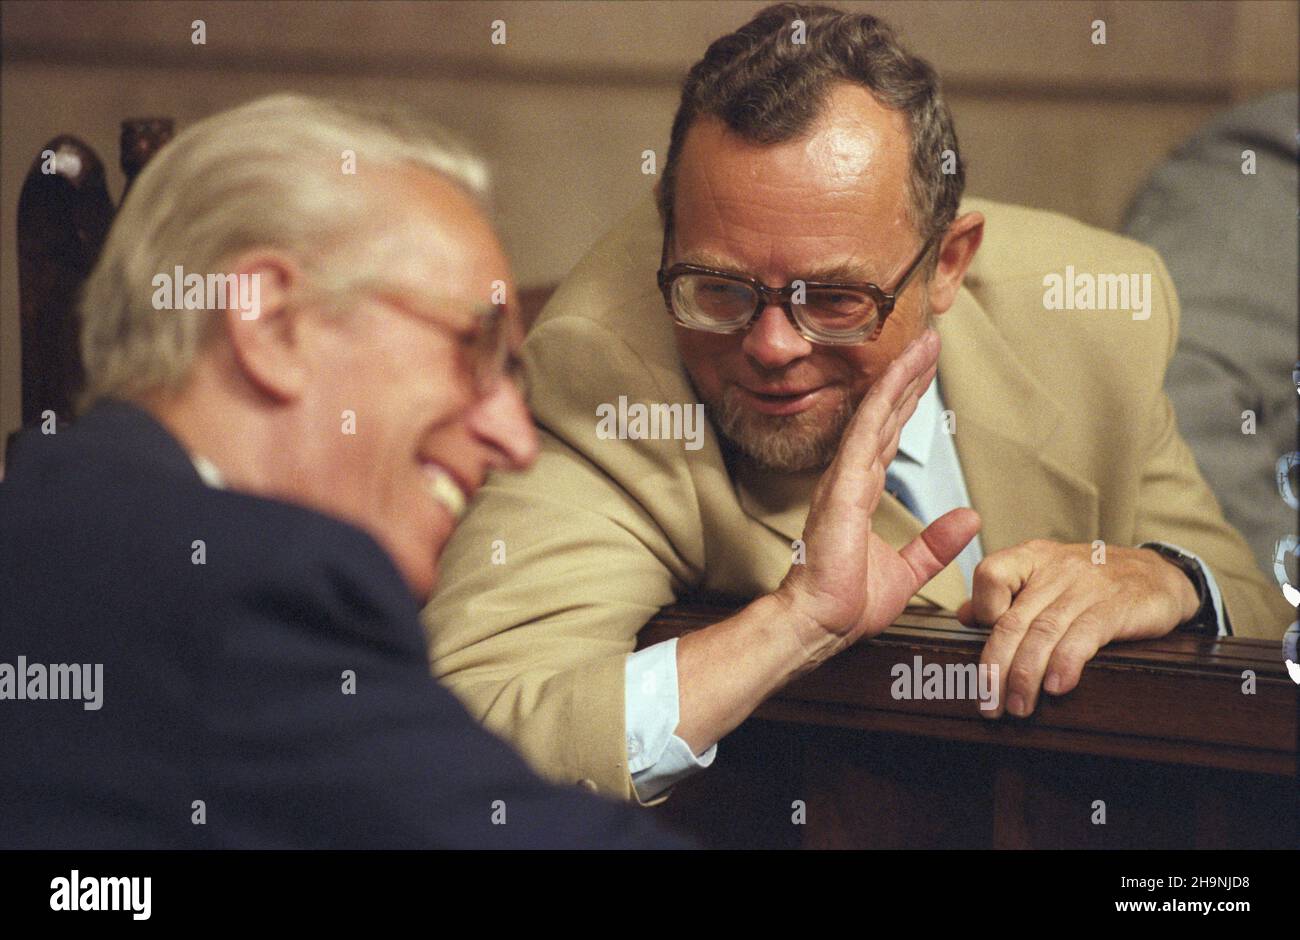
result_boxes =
[1123,91,1299,579]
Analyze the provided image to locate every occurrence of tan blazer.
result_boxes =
[425,194,1291,800]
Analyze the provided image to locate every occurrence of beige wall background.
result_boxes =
[2,0,1296,448]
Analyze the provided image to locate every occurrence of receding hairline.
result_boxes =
[671,82,920,223]
[667,95,925,283]
[75,92,501,408]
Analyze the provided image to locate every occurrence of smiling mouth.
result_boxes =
[746,387,820,401]
[735,384,827,415]
[421,462,468,520]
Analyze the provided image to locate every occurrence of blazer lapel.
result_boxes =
[937,287,1100,554]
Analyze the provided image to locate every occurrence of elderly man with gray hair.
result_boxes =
[0,93,689,848]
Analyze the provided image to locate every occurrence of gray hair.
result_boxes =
[79,93,491,406]
[658,2,964,255]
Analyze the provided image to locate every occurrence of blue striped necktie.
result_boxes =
[885,470,922,521]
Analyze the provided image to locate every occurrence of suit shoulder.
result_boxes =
[194,488,417,622]
[3,433,416,642]
[960,197,1178,362]
[963,197,1165,283]
[532,192,663,333]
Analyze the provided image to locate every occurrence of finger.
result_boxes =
[847,367,935,486]
[818,334,935,477]
[855,357,938,500]
[836,330,939,470]
[1004,590,1095,715]
[969,548,1033,626]
[876,363,937,470]
[897,508,981,593]
[813,339,937,520]
[956,599,974,626]
[979,577,1058,719]
[1042,608,1108,696]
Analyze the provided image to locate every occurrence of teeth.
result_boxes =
[423,464,467,520]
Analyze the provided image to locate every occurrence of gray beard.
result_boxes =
[691,298,932,473]
[703,384,860,473]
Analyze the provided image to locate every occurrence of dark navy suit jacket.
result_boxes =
[0,402,688,849]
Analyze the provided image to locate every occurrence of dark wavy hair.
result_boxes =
[658,2,964,254]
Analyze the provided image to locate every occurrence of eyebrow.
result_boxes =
[678,250,887,285]
[366,289,509,344]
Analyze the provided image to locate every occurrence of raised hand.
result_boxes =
[775,328,982,664]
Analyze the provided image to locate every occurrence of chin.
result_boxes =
[376,531,442,603]
[401,560,439,604]
[713,392,853,473]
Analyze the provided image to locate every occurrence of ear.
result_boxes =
[219,251,310,403]
[651,176,672,233]
[923,211,984,316]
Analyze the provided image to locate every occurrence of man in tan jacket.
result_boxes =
[426,3,1291,803]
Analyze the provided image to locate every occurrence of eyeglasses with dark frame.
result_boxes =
[656,234,936,346]
[362,288,522,396]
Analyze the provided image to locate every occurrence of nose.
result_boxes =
[466,377,539,472]
[740,302,814,371]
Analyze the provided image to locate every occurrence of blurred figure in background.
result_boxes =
[1124,91,1299,581]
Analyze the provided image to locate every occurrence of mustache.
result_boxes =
[732,365,838,387]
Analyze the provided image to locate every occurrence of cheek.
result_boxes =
[847,310,929,390]
[339,320,467,428]
[308,386,430,513]
[343,365,464,453]
[675,330,729,395]
[831,344,890,399]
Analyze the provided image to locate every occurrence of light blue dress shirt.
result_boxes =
[625,376,1227,801]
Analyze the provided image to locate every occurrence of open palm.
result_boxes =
[777,329,981,653]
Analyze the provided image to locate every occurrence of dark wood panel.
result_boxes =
[640,603,1297,775]
[642,602,1298,849]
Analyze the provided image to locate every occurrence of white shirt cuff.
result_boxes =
[624,638,717,802]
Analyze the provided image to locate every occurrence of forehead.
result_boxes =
[364,166,511,305]
[672,84,916,280]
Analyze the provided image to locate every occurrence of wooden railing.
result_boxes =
[639,603,1296,849]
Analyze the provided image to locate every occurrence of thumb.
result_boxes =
[897,508,981,591]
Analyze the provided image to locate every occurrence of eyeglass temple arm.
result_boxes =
[890,235,937,298]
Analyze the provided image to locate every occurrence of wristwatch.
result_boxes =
[1141,542,1219,636]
